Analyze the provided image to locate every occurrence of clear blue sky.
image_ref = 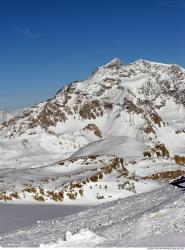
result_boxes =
[0,0,185,110]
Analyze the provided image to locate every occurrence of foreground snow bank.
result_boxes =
[123,195,185,247]
[1,185,185,247]
[40,229,105,248]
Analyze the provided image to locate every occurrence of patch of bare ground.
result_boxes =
[47,191,64,202]
[57,155,99,165]
[96,194,105,200]
[95,86,106,96]
[33,194,45,202]
[175,129,185,134]
[34,102,68,130]
[0,191,20,201]
[143,143,169,158]
[118,181,136,193]
[82,124,102,138]
[79,100,113,120]
[142,170,185,181]
[142,124,155,134]
[174,155,185,165]
[124,97,143,114]
[0,192,12,201]
[148,111,163,126]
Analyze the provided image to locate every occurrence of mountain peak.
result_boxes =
[103,57,123,69]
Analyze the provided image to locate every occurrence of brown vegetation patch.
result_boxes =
[102,165,114,174]
[96,87,106,96]
[143,170,185,181]
[96,194,105,200]
[71,183,82,188]
[79,189,83,196]
[103,77,117,83]
[39,187,45,196]
[143,125,155,134]
[174,155,185,165]
[79,100,103,119]
[103,102,113,110]
[24,186,37,193]
[33,194,45,201]
[40,178,49,183]
[89,175,99,182]
[101,156,127,176]
[143,143,169,159]
[36,102,67,129]
[79,100,113,120]
[98,172,103,179]
[66,192,77,200]
[143,151,152,158]
[153,143,169,158]
[10,192,20,199]
[47,191,64,201]
[58,161,65,165]
[175,129,185,134]
[0,192,13,201]
[118,181,136,192]
[88,155,97,160]
[82,124,102,138]
[124,98,143,114]
[149,112,162,126]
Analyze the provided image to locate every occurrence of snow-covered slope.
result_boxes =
[1,185,185,247]
[0,58,185,203]
[0,154,162,204]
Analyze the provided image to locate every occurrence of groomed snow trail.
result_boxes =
[0,185,184,247]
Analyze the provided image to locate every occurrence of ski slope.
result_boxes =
[0,185,185,247]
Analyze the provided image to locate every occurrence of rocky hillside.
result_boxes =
[0,58,185,203]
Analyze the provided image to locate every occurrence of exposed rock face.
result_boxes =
[82,124,102,138]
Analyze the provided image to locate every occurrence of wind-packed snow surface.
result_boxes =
[0,58,185,246]
[1,185,185,247]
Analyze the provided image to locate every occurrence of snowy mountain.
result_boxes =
[0,58,185,204]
